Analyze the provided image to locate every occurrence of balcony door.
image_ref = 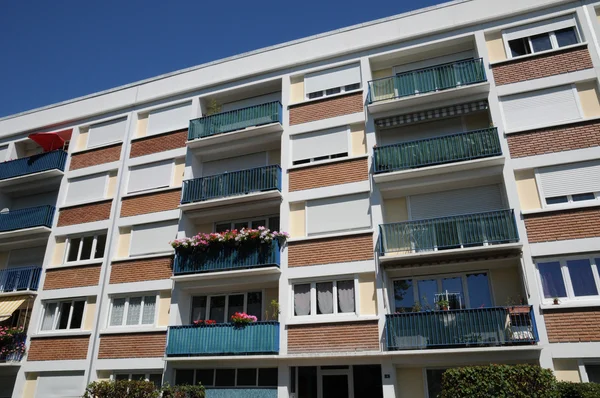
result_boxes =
[319,367,353,398]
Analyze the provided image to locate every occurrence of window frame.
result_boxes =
[214,215,280,233]
[127,159,176,194]
[536,255,600,305]
[503,20,581,60]
[291,275,360,318]
[174,368,277,388]
[534,164,600,209]
[112,372,162,386]
[107,294,158,328]
[190,290,265,323]
[64,233,107,264]
[305,82,362,100]
[39,299,86,332]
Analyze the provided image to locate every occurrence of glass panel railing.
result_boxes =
[0,266,41,292]
[189,101,282,140]
[0,150,67,181]
[0,206,55,232]
[368,58,486,104]
[379,209,519,255]
[373,128,501,174]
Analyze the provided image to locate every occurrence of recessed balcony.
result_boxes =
[0,266,41,293]
[0,151,67,191]
[0,332,26,362]
[0,206,54,234]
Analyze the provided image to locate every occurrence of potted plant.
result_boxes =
[436,299,450,311]
[192,320,216,327]
[230,312,257,327]
[411,302,422,313]
[553,297,560,305]
[506,296,530,314]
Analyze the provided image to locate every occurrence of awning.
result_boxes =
[0,297,27,322]
[28,128,73,152]
[375,100,489,129]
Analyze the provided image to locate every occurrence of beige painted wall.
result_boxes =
[290,76,304,104]
[0,251,8,270]
[396,368,425,398]
[76,128,89,151]
[22,374,38,398]
[490,266,524,306]
[554,359,581,382]
[350,124,367,156]
[372,68,393,79]
[289,202,306,238]
[383,198,408,223]
[515,170,541,211]
[464,112,491,131]
[116,227,132,258]
[106,171,118,198]
[264,287,279,320]
[158,291,171,327]
[83,297,97,331]
[136,114,148,138]
[359,273,378,315]
[576,81,600,118]
[51,238,66,266]
[268,149,281,165]
[173,158,186,187]
[486,31,507,63]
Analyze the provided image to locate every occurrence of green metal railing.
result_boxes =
[189,101,282,140]
[368,58,486,104]
[373,128,501,173]
[0,150,67,180]
[166,322,280,356]
[386,306,538,350]
[379,209,518,255]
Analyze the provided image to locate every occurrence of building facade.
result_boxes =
[0,0,600,396]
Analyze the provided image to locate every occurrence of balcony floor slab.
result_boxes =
[180,190,282,215]
[0,227,51,250]
[0,169,63,193]
[187,123,283,155]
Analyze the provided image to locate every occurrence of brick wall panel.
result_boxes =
[44,264,101,290]
[70,143,122,170]
[110,256,173,284]
[289,92,363,125]
[120,189,181,217]
[28,336,90,361]
[524,208,600,243]
[287,321,379,353]
[98,332,167,358]
[57,200,112,227]
[289,158,368,192]
[288,233,373,267]
[491,46,593,86]
[507,120,600,158]
[544,307,600,343]
[130,130,188,158]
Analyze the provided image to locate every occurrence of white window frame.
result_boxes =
[213,215,280,232]
[534,167,600,209]
[291,276,360,318]
[112,373,162,383]
[175,368,278,388]
[535,255,600,305]
[306,82,362,100]
[190,290,265,323]
[107,294,158,328]
[39,299,86,332]
[291,126,352,166]
[64,233,107,264]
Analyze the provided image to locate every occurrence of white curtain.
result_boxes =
[141,296,156,325]
[126,297,142,325]
[41,303,57,330]
[317,282,334,314]
[294,284,311,316]
[110,298,126,326]
[337,280,355,313]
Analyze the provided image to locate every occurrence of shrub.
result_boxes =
[162,384,206,398]
[83,380,160,398]
[440,364,559,398]
[557,382,600,398]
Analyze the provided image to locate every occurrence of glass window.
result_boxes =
[295,280,356,316]
[418,279,437,309]
[215,369,235,387]
[546,196,569,205]
[67,238,81,262]
[250,219,267,229]
[110,298,126,326]
[586,365,600,383]
[426,369,447,398]
[126,297,142,325]
[237,369,257,386]
[325,87,341,96]
[441,277,465,309]
[530,33,552,52]
[316,282,334,314]
[393,280,414,312]
[269,216,280,232]
[294,284,311,316]
[572,193,596,202]
[247,292,262,318]
[509,38,532,57]
[41,300,85,331]
[567,259,598,296]
[175,369,194,386]
[227,294,244,319]
[258,368,278,387]
[191,296,207,322]
[65,233,107,263]
[148,374,162,388]
[80,236,94,260]
[308,91,324,99]
[109,296,156,327]
[466,273,493,308]
[539,262,568,298]
[195,369,214,386]
[555,27,579,47]
[58,302,71,329]
[95,234,107,258]
[210,296,226,323]
[345,83,361,91]
[70,300,85,329]
[337,280,355,313]
[115,374,129,381]
[233,222,248,230]
[215,223,230,233]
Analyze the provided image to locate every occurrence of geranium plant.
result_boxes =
[192,319,216,326]
[0,326,26,361]
[170,227,290,253]
[230,312,257,325]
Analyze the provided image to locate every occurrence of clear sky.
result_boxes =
[0,0,447,118]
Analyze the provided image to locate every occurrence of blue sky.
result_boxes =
[0,0,446,118]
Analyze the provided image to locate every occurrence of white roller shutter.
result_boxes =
[66,173,107,204]
[130,220,178,256]
[307,193,371,235]
[410,185,505,220]
[504,15,576,41]
[128,160,173,193]
[35,372,85,398]
[202,152,266,176]
[292,127,348,162]
[305,63,361,94]
[221,92,281,112]
[7,246,46,269]
[146,102,191,136]
[87,117,127,148]
[539,160,600,198]
[501,85,581,131]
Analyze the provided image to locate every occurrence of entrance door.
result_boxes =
[319,368,353,398]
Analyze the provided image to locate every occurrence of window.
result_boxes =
[65,233,107,263]
[65,173,108,205]
[585,365,600,383]
[109,295,156,327]
[215,215,280,233]
[538,160,600,207]
[304,63,361,100]
[306,193,371,236]
[292,126,349,166]
[40,300,85,331]
[537,256,600,302]
[114,373,162,388]
[191,292,262,324]
[426,369,447,398]
[146,102,191,136]
[505,16,580,59]
[175,368,277,387]
[393,272,492,312]
[129,220,178,257]
[128,160,174,193]
[293,279,356,317]
[86,117,128,149]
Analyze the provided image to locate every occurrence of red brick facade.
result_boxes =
[288,233,373,267]
[289,158,368,192]
[98,332,167,358]
[44,264,101,290]
[120,189,181,217]
[130,130,188,158]
[544,307,600,343]
[491,46,593,86]
[524,207,600,243]
[507,119,600,158]
[28,336,90,361]
[109,256,173,284]
[57,200,112,227]
[287,321,379,353]
[289,92,363,125]
[70,143,122,170]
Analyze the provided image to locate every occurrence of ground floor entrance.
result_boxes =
[290,365,382,398]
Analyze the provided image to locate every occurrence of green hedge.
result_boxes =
[83,380,205,398]
[557,382,600,398]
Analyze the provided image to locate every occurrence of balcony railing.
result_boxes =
[205,389,276,398]
[379,209,519,255]
[173,241,280,275]
[373,128,501,174]
[166,322,280,356]
[0,206,55,233]
[0,266,41,292]
[0,150,67,181]
[386,306,538,350]
[0,333,26,362]
[368,58,486,104]
[189,101,282,140]
[181,165,281,204]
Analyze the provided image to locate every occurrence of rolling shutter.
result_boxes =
[35,372,85,398]
[307,193,371,235]
[504,15,576,41]
[65,173,107,204]
[292,127,348,162]
[128,160,173,193]
[202,152,266,176]
[410,185,504,220]
[146,102,191,136]
[304,63,361,94]
[87,117,127,148]
[130,220,178,256]
[221,92,281,112]
[539,160,600,198]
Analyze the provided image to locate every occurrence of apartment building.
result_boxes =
[0,0,599,397]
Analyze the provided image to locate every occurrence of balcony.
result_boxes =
[180,165,282,211]
[379,210,520,263]
[0,332,26,362]
[0,206,54,234]
[367,59,488,114]
[386,306,538,350]
[173,241,280,276]
[166,322,280,356]
[0,151,67,192]
[0,266,41,293]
